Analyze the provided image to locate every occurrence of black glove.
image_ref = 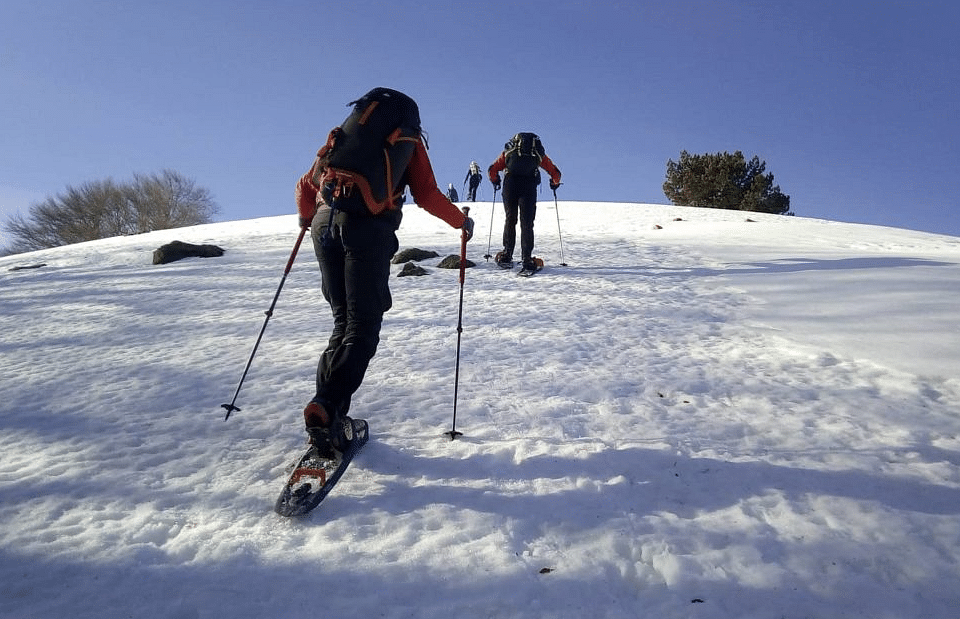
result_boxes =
[550,180,562,191]
[491,175,501,191]
[461,216,475,241]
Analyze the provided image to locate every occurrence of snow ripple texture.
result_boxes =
[1,203,959,619]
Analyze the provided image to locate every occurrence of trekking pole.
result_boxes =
[446,206,470,440]
[553,186,568,266]
[222,225,308,421]
[483,187,498,260]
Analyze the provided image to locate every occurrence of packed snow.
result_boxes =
[1,201,959,619]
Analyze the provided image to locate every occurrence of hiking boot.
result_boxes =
[521,257,542,272]
[495,251,513,268]
[303,400,331,428]
[303,400,348,459]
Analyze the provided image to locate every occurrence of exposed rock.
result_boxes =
[397,262,429,277]
[392,248,440,264]
[437,255,476,269]
[9,263,46,272]
[152,240,225,265]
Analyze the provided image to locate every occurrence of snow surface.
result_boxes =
[1,202,959,619]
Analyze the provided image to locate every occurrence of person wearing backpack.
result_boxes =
[488,133,561,272]
[295,87,475,457]
[464,161,482,201]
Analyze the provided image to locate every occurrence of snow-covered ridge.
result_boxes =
[2,202,958,618]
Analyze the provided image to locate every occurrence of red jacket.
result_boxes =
[488,152,561,186]
[296,138,466,229]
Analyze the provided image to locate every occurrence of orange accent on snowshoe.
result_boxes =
[289,467,326,486]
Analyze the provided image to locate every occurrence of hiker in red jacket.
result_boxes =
[488,133,561,272]
[295,88,474,456]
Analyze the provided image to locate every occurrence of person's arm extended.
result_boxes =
[406,139,467,229]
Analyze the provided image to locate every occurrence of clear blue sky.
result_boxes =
[2,0,959,238]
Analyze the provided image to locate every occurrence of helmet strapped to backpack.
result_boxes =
[503,132,545,178]
[313,87,422,215]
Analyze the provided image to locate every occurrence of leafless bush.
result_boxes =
[2,170,219,255]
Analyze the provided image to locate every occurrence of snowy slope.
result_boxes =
[1,202,959,619]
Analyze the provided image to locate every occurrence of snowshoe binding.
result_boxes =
[494,251,514,270]
[518,257,544,277]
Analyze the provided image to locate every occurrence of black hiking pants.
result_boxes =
[468,176,480,201]
[310,207,401,418]
[501,175,538,265]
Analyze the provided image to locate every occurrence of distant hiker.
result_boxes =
[295,87,474,457]
[447,183,459,202]
[464,161,482,201]
[488,132,561,271]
